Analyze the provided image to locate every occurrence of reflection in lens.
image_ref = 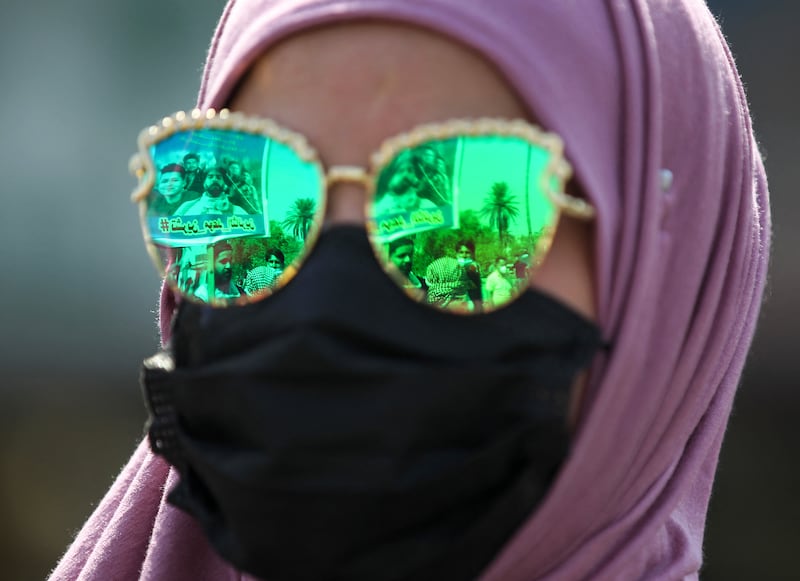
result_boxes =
[385,236,426,301]
[143,128,324,307]
[368,133,560,314]
[243,247,285,298]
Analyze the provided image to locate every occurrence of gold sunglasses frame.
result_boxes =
[130,108,595,308]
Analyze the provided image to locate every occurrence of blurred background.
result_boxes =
[0,1,796,579]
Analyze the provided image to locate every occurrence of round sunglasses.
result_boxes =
[130,109,594,314]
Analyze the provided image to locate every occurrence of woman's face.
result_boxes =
[267,254,283,270]
[229,22,597,420]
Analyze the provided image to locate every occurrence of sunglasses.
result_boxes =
[130,109,594,314]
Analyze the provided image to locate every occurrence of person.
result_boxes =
[425,242,475,312]
[415,145,452,206]
[265,249,284,272]
[175,165,249,216]
[456,239,483,311]
[485,257,515,308]
[148,163,199,216]
[243,247,285,297]
[513,251,529,287]
[171,245,207,300]
[50,1,770,581]
[182,152,206,193]
[210,241,243,300]
[226,160,261,213]
[373,150,441,216]
[387,236,426,294]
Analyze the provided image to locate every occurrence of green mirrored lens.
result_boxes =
[368,134,560,314]
[143,128,324,306]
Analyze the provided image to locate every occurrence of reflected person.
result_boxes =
[211,241,244,300]
[424,242,473,312]
[172,245,207,299]
[244,247,285,297]
[183,152,206,193]
[485,256,515,308]
[373,150,440,215]
[175,166,249,216]
[388,237,426,295]
[415,145,451,206]
[227,160,260,213]
[456,239,483,311]
[148,164,199,216]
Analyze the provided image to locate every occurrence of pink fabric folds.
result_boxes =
[52,1,770,580]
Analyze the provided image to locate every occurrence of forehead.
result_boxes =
[228,21,530,167]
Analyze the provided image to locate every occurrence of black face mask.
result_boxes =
[142,226,602,581]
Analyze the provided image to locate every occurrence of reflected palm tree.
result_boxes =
[480,181,519,247]
[525,145,533,242]
[282,198,316,240]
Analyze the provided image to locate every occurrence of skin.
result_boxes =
[204,170,226,197]
[390,244,414,276]
[228,162,244,183]
[215,249,234,284]
[229,22,596,425]
[266,254,284,270]
[387,158,419,194]
[456,245,474,262]
[184,157,199,173]
[158,171,185,202]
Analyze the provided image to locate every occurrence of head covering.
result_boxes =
[50,1,769,580]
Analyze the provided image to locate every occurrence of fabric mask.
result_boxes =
[142,226,602,581]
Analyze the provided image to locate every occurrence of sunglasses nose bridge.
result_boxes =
[326,166,373,193]
[323,165,373,225]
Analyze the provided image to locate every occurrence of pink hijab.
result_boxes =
[51,1,770,579]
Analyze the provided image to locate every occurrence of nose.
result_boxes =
[324,182,366,226]
[323,168,370,226]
